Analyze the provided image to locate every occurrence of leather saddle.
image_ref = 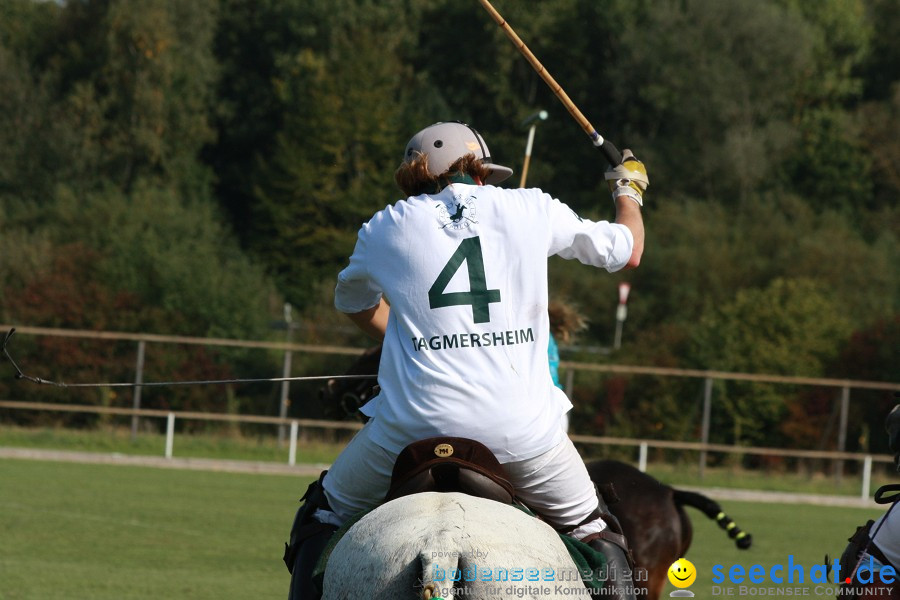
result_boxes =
[384,436,517,505]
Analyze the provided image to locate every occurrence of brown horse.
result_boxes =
[320,344,752,600]
[586,459,751,599]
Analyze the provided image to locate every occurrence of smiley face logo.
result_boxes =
[667,558,697,589]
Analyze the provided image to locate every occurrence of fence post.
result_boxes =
[835,386,850,485]
[565,369,575,399]
[861,455,872,501]
[638,441,648,472]
[288,420,299,466]
[278,303,293,446]
[165,412,175,459]
[699,377,713,480]
[130,339,146,441]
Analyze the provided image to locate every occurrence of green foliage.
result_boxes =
[785,106,873,211]
[860,85,900,206]
[626,194,898,336]
[604,0,813,200]
[0,42,72,204]
[0,0,272,336]
[687,278,854,446]
[251,28,406,306]
[0,0,279,418]
[860,0,900,100]
[52,184,274,338]
[830,316,900,453]
[0,0,897,442]
[691,278,853,376]
[60,0,218,195]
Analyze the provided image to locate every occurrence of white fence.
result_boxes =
[0,399,893,501]
[1,324,897,499]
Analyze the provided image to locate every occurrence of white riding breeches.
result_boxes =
[317,421,606,538]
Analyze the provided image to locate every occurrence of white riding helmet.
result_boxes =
[402,121,513,185]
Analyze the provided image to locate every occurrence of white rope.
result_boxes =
[2,328,374,389]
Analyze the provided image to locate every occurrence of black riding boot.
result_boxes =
[579,484,637,600]
[283,472,338,600]
[287,524,338,600]
[584,531,637,600]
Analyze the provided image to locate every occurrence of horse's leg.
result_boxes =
[643,573,666,600]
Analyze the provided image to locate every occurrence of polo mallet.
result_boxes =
[477,0,623,166]
[520,109,548,187]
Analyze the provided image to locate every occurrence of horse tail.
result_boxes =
[673,489,752,550]
[418,551,460,600]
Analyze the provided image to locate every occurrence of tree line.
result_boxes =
[0,0,896,458]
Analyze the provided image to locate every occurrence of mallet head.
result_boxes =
[521,110,549,127]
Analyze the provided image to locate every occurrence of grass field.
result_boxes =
[1,458,311,600]
[0,456,888,600]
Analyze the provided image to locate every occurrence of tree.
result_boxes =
[598,0,814,202]
[0,0,282,420]
[78,0,217,195]
[687,278,853,447]
[859,0,900,101]
[777,0,873,212]
[207,0,329,239]
[248,5,421,308]
[860,86,900,208]
[829,315,900,454]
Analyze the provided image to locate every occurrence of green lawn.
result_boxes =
[0,458,312,600]
[0,456,888,600]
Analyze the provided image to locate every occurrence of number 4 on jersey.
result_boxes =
[428,236,501,324]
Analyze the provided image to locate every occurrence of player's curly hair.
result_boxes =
[395,152,491,197]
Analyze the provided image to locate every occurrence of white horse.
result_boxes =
[321,492,592,600]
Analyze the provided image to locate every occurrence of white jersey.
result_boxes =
[334,183,633,463]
